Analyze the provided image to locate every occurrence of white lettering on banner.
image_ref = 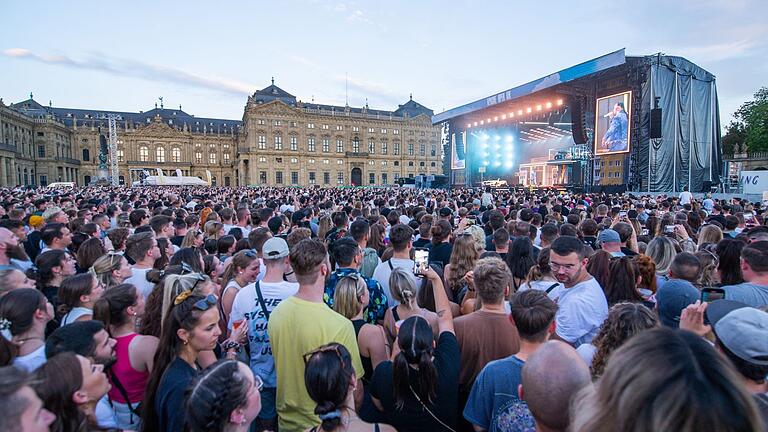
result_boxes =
[741,171,768,194]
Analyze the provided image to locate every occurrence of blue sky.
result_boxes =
[1,0,765,125]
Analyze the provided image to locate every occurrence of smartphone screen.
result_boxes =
[414,248,429,277]
[665,225,675,234]
[701,288,725,302]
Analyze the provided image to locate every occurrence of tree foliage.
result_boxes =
[724,87,768,153]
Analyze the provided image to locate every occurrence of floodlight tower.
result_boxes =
[107,114,119,186]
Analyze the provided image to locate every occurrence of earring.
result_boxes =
[183,339,189,345]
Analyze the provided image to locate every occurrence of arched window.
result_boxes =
[172,147,181,163]
[139,146,149,162]
[156,146,165,163]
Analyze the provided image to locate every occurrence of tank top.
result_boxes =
[352,319,374,384]
[108,333,150,403]
[60,307,92,327]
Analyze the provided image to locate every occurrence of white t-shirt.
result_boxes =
[13,345,47,372]
[229,280,299,388]
[124,267,155,299]
[576,343,597,367]
[517,279,565,300]
[481,192,493,207]
[60,306,93,327]
[553,277,608,347]
[679,191,693,205]
[372,258,416,306]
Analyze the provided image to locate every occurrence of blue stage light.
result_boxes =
[505,135,513,142]
[493,161,501,167]
[505,161,514,168]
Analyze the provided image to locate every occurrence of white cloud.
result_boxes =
[3,48,258,97]
[673,38,759,63]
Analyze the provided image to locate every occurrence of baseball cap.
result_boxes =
[439,207,453,218]
[656,279,700,328]
[597,229,621,244]
[713,305,768,365]
[29,215,45,229]
[291,209,306,225]
[262,237,290,260]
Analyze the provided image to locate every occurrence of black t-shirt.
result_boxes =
[428,242,453,268]
[413,238,433,250]
[170,235,185,247]
[620,246,639,257]
[155,357,198,432]
[370,332,460,432]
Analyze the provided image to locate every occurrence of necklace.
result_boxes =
[16,336,44,344]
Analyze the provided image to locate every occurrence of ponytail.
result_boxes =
[93,284,138,333]
[392,316,437,410]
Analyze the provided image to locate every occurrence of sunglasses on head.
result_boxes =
[303,344,345,366]
[192,294,217,311]
[243,249,258,258]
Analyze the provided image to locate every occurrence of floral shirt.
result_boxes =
[324,267,387,324]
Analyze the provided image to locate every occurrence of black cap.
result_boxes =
[439,207,453,217]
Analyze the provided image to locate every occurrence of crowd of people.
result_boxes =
[0,183,766,432]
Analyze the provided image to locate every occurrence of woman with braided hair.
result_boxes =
[184,359,263,432]
[370,266,459,432]
[305,343,395,432]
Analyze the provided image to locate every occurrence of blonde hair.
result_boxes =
[464,225,487,252]
[181,229,202,249]
[160,273,213,329]
[333,276,366,319]
[698,225,723,247]
[389,267,418,309]
[91,253,125,290]
[204,221,224,240]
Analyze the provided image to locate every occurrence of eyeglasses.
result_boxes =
[303,344,345,366]
[550,262,578,272]
[253,374,264,392]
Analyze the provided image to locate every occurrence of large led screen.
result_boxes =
[594,91,631,155]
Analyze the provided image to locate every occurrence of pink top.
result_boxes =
[108,333,150,403]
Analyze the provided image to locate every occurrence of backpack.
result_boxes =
[359,247,380,279]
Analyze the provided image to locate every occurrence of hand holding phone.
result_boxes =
[413,248,429,278]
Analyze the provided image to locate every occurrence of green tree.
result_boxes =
[731,87,768,153]
[722,121,746,155]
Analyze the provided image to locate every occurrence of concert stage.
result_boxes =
[433,49,722,193]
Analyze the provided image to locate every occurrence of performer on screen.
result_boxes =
[601,102,628,152]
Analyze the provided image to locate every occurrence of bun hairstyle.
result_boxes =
[185,360,251,432]
[393,316,437,409]
[389,267,418,309]
[304,343,356,432]
[430,220,452,245]
[31,250,69,289]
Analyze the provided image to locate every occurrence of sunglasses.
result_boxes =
[243,249,258,258]
[191,294,217,311]
[303,344,345,366]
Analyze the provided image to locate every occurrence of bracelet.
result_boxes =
[222,340,242,352]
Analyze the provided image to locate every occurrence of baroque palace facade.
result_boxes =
[0,83,442,188]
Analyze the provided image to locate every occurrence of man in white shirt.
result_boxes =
[372,224,417,306]
[679,186,693,206]
[123,232,160,299]
[549,236,609,347]
[230,237,298,431]
[39,223,73,254]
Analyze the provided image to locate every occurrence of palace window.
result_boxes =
[381,128,387,134]
[82,148,90,162]
[291,171,299,184]
[336,139,344,153]
[368,128,375,133]
[195,152,202,164]
[381,142,388,154]
[259,156,266,163]
[258,135,266,150]
[420,143,425,156]
[257,119,266,125]
[260,171,267,183]
[309,172,316,184]
[431,145,436,156]
[290,136,298,151]
[368,140,375,154]
[323,159,330,165]
[209,153,216,164]
[322,124,329,130]
[393,129,399,135]
[276,171,283,184]
[156,147,165,163]
[336,125,343,131]
[337,172,344,184]
[323,172,330,184]
[408,142,414,156]
[274,120,282,126]
[172,147,181,162]
[308,138,316,152]
[117,149,124,163]
[274,136,282,150]
[308,158,315,164]
[337,159,343,165]
[382,173,388,184]
[223,153,230,163]
[352,126,359,132]
[290,158,298,163]
[352,139,360,153]
[139,146,149,162]
[369,173,375,184]
[307,123,315,129]
[393,143,400,155]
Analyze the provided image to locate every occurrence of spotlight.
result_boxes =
[495,136,501,140]
[494,116,498,121]
[518,110,523,115]
[487,118,491,123]
[467,123,472,128]
[482,133,489,140]
[536,105,542,111]
[505,136,513,142]
[546,102,552,109]
[526,107,532,113]
[556,99,563,106]
[504,161,514,168]
[483,160,490,166]
[480,121,484,125]
[501,114,506,119]
[474,122,478,126]
[510,113,515,118]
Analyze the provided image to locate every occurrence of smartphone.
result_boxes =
[745,212,754,220]
[413,248,429,278]
[664,225,676,234]
[641,228,649,235]
[701,287,726,302]
[619,211,627,218]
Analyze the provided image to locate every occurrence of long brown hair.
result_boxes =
[590,303,658,379]
[447,234,479,295]
[32,352,88,432]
